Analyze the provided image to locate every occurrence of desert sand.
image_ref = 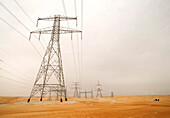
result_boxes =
[0,95,170,118]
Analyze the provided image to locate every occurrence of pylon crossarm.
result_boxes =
[37,16,77,21]
[61,29,82,34]
[36,15,77,27]
[30,29,82,34]
[31,29,52,34]
[35,84,61,86]
[29,29,82,41]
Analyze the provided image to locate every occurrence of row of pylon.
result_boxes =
[71,81,103,98]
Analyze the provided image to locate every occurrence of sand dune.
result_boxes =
[0,95,170,118]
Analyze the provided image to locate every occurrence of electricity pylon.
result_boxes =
[48,87,52,101]
[96,81,103,97]
[111,91,114,98]
[79,90,93,98]
[27,15,82,102]
[71,82,80,97]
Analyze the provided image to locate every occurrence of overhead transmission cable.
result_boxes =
[0,2,44,55]
[0,17,42,57]
[14,0,47,49]
[74,0,81,82]
[74,0,77,17]
[81,0,83,30]
[0,81,30,89]
[62,0,78,82]
[1,68,32,83]
[71,34,78,82]
[80,0,83,83]
[62,0,69,27]
[14,0,35,25]
[0,2,30,31]
[0,75,30,87]
[0,60,31,87]
[0,48,34,76]
[0,59,33,81]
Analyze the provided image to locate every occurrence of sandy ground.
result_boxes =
[0,95,170,118]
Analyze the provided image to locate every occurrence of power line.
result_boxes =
[0,75,30,87]
[62,0,67,16]
[73,0,80,81]
[13,0,47,47]
[62,0,69,27]
[0,17,27,39]
[73,0,83,83]
[14,0,46,50]
[74,0,81,82]
[74,0,77,17]
[80,36,83,82]
[0,48,35,76]
[71,35,78,81]
[77,32,80,82]
[32,35,45,50]
[0,58,33,81]
[80,0,84,83]
[0,17,42,57]
[0,2,44,53]
[81,0,83,30]
[0,68,32,83]
[0,2,30,31]
[0,80,30,89]
[61,0,79,82]
[14,0,35,25]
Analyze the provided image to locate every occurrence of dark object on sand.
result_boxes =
[154,99,159,101]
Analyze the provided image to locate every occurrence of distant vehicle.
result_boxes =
[154,99,159,101]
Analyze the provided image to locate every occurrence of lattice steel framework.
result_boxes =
[111,91,114,98]
[79,90,93,98]
[96,81,103,97]
[71,82,80,97]
[27,15,82,102]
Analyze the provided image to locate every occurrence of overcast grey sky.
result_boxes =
[0,0,170,96]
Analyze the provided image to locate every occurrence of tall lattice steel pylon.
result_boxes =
[27,15,82,102]
[96,81,103,97]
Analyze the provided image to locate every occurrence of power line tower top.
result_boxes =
[27,15,82,102]
[29,15,82,40]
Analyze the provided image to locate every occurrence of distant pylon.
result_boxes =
[96,81,103,97]
[27,15,82,102]
[48,87,52,101]
[91,89,93,98]
[79,90,93,98]
[71,82,80,97]
[56,91,59,101]
[111,91,114,98]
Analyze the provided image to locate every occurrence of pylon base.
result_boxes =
[60,98,63,102]
[27,98,30,103]
[65,98,67,101]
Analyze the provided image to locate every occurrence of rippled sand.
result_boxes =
[0,95,170,118]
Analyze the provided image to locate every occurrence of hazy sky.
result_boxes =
[0,0,170,96]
